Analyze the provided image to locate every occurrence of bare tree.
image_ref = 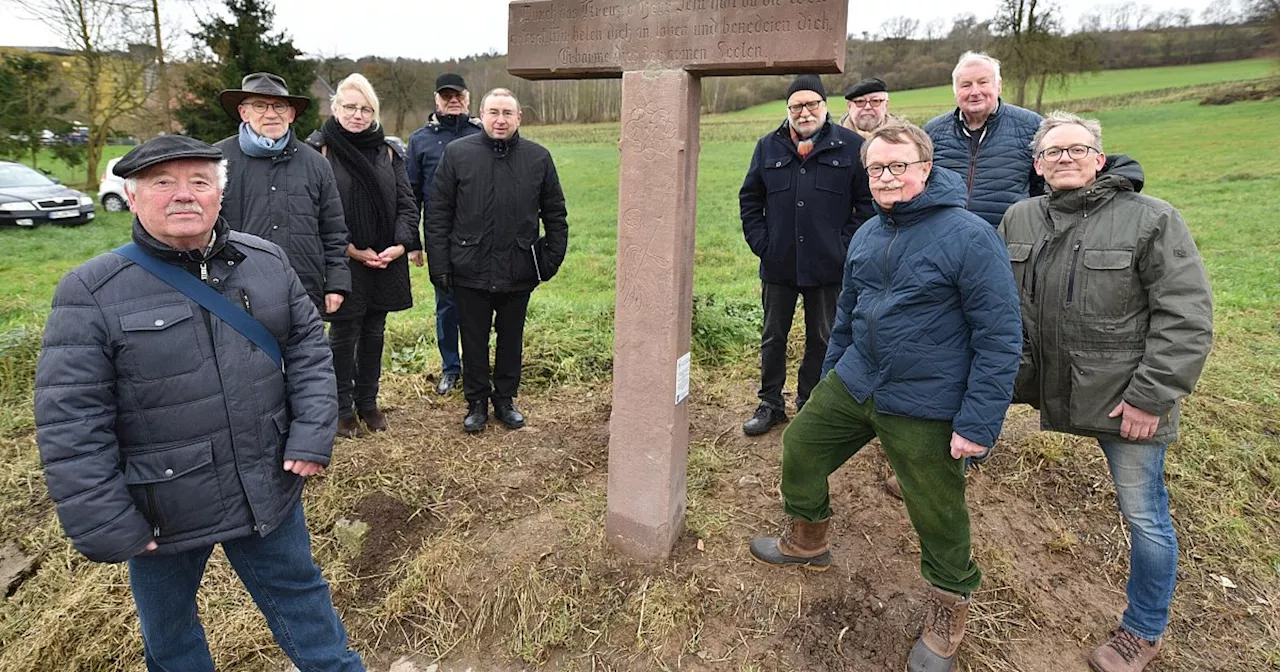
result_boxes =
[880,16,920,41]
[8,0,157,189]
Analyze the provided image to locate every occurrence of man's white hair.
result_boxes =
[123,159,228,203]
[952,51,1002,92]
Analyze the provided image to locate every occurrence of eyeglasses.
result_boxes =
[851,98,887,108]
[438,91,465,102]
[866,160,927,178]
[1037,145,1098,161]
[786,100,825,115]
[243,100,292,114]
[340,103,375,117]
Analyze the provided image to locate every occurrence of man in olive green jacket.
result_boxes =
[999,111,1212,672]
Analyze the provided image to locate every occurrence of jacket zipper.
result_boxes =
[1065,240,1082,305]
[1028,234,1050,303]
[200,261,208,282]
[868,225,899,363]
[145,484,162,537]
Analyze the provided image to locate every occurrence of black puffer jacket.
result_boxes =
[215,134,351,310]
[425,131,569,293]
[306,131,422,318]
[34,218,337,563]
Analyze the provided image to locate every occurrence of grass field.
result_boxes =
[0,58,1277,670]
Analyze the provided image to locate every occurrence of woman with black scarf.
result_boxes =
[307,74,422,438]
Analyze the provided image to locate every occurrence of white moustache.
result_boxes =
[166,204,203,215]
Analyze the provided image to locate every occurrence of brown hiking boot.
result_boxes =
[884,474,903,500]
[907,585,970,671]
[357,407,389,432]
[748,518,832,571]
[1088,629,1162,672]
[336,416,365,439]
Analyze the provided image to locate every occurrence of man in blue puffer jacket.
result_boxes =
[925,51,1044,227]
[749,123,1021,672]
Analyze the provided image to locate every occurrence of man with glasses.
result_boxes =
[750,121,1020,672]
[999,112,1212,672]
[425,89,568,434]
[925,52,1044,228]
[840,77,898,139]
[738,74,874,436]
[216,72,349,316]
[408,73,484,396]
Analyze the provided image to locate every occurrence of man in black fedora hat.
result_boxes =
[215,72,351,317]
[840,77,899,139]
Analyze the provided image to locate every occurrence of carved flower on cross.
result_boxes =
[622,101,678,162]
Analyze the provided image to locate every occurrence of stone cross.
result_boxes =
[508,0,847,561]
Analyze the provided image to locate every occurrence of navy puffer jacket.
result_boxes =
[35,218,337,563]
[924,100,1043,227]
[822,167,1022,448]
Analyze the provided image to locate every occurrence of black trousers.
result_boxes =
[328,310,388,418]
[454,286,532,403]
[759,281,840,410]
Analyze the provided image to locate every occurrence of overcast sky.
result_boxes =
[1,0,1224,62]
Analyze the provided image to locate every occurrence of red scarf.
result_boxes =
[790,125,815,159]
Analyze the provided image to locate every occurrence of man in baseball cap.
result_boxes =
[408,72,485,397]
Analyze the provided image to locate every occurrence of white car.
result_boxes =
[98,158,128,212]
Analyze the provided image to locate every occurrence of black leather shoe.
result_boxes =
[436,372,460,395]
[493,400,525,429]
[743,403,786,436]
[463,399,488,434]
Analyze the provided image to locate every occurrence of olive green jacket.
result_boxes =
[997,157,1213,443]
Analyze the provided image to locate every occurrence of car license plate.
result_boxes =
[48,209,79,219]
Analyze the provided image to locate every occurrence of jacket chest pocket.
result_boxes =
[1006,242,1034,296]
[1075,249,1136,316]
[118,303,205,380]
[813,153,852,194]
[124,440,224,537]
[764,156,793,193]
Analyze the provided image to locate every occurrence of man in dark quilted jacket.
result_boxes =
[34,136,364,672]
[925,51,1044,228]
[750,122,1021,672]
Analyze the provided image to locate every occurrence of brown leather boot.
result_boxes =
[1088,629,1162,672]
[907,585,970,671]
[336,416,364,439]
[357,407,388,432]
[748,518,832,571]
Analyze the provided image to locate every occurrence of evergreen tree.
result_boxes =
[0,55,75,168]
[176,0,319,142]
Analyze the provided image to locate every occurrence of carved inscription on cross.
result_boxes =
[507,0,847,561]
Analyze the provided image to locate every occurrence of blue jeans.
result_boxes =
[435,286,461,375]
[1099,439,1178,641]
[128,502,364,672]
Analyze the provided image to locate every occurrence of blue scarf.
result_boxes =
[238,122,292,158]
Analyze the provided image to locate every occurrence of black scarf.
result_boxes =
[321,116,395,250]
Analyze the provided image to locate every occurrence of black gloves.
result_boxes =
[430,273,451,292]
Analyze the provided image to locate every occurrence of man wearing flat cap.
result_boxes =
[34,136,365,671]
[215,72,351,316]
[841,77,899,139]
[739,74,875,436]
[407,72,484,396]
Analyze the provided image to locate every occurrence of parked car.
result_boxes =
[387,136,406,153]
[0,161,96,228]
[99,157,128,212]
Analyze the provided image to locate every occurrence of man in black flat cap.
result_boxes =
[841,77,899,139]
[215,72,351,317]
[34,135,364,671]
[407,72,484,396]
[738,74,875,436]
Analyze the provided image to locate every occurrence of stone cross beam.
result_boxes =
[508,0,847,561]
